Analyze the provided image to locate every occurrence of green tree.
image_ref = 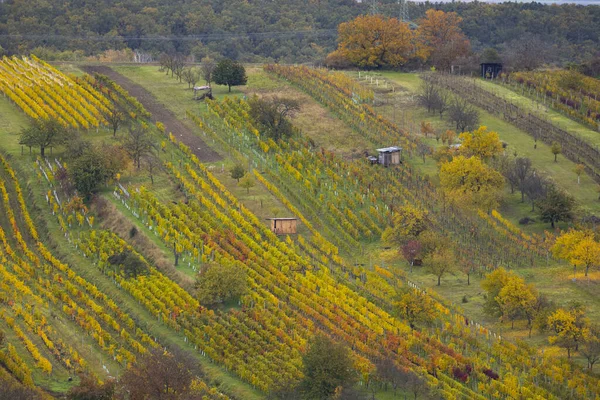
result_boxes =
[213,59,247,92]
[537,186,576,228]
[70,151,113,199]
[299,334,356,400]
[107,249,148,278]
[230,164,245,182]
[239,173,255,194]
[248,96,301,141]
[19,118,67,157]
[195,261,247,305]
[424,246,456,286]
[551,141,562,162]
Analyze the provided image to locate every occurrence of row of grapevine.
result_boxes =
[505,70,600,130]
[0,56,110,129]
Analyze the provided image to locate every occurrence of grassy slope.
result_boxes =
[379,72,600,228]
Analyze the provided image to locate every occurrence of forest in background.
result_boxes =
[0,0,599,69]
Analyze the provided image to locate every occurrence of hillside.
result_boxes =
[0,53,597,400]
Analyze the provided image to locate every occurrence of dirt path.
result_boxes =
[82,65,222,163]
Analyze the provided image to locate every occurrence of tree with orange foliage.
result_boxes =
[417,10,470,71]
[329,15,426,69]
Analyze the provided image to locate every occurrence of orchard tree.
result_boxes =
[248,96,301,141]
[71,150,114,199]
[448,97,480,132]
[551,141,562,162]
[230,164,245,182]
[395,289,437,329]
[548,305,589,359]
[213,58,247,92]
[424,246,456,286]
[381,204,428,248]
[195,261,247,305]
[19,118,67,157]
[118,348,197,398]
[552,230,600,276]
[512,157,533,203]
[107,101,126,137]
[440,155,504,210]
[481,268,517,318]
[458,126,503,160]
[299,334,356,399]
[239,173,255,194]
[402,240,422,272]
[496,276,537,330]
[537,186,576,228]
[107,249,148,278]
[123,126,155,169]
[582,326,600,371]
[201,56,216,86]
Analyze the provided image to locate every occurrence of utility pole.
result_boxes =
[398,0,409,22]
[369,0,380,15]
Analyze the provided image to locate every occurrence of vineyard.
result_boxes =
[0,56,599,400]
[506,70,600,131]
[423,73,600,184]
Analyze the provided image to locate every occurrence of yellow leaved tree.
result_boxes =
[439,155,504,211]
[552,230,600,276]
[330,15,426,69]
[459,126,503,160]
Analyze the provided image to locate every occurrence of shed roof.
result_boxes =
[376,146,402,153]
[266,217,298,221]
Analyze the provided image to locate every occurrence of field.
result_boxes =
[1,58,600,399]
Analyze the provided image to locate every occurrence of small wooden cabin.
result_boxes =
[376,146,402,167]
[480,63,502,79]
[266,217,298,235]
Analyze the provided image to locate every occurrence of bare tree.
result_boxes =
[417,81,439,114]
[448,97,479,132]
[107,101,126,137]
[513,157,533,203]
[182,67,200,89]
[142,153,162,184]
[123,126,155,169]
[524,173,548,212]
[201,56,217,87]
[502,34,556,71]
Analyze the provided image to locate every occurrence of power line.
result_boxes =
[0,29,339,43]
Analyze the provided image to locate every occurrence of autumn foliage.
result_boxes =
[329,11,470,70]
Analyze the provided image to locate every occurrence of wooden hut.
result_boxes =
[376,146,402,167]
[266,217,298,235]
[480,63,502,79]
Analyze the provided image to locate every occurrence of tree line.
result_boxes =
[0,0,599,67]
